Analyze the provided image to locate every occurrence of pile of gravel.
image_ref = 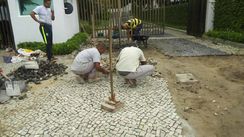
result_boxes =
[8,61,68,84]
[152,38,229,56]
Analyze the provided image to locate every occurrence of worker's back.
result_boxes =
[116,47,146,72]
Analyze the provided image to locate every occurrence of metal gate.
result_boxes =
[0,0,15,49]
[77,0,166,38]
[187,0,207,36]
[165,0,189,30]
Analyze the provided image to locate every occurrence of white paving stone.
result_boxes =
[0,58,183,137]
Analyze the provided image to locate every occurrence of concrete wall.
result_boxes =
[7,0,80,47]
[205,0,215,32]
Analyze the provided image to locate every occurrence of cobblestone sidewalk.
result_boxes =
[0,75,183,137]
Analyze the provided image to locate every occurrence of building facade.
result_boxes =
[6,0,80,47]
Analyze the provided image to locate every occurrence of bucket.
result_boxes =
[0,90,10,103]
[5,81,22,96]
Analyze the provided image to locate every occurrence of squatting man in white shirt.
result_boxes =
[116,46,155,87]
[71,42,109,83]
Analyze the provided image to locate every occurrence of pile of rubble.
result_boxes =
[100,56,117,71]
[147,57,162,78]
[100,56,162,78]
[9,61,68,84]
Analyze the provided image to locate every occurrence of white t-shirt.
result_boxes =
[33,5,52,25]
[116,47,146,72]
[71,48,101,71]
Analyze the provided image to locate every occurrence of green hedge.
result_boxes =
[214,0,244,32]
[165,3,188,30]
[206,31,244,43]
[207,0,244,43]
[18,32,88,55]
[80,21,92,35]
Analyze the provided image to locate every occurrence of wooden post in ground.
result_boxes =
[163,0,166,34]
[101,27,124,113]
[108,27,115,101]
[91,0,95,38]
[118,0,122,46]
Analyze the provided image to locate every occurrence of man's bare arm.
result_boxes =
[126,30,131,41]
[51,10,55,20]
[94,62,109,74]
[30,11,40,23]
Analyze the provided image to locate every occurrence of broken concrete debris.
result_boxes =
[183,107,193,112]
[147,57,158,66]
[100,56,162,78]
[176,73,198,83]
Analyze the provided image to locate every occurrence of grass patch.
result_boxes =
[206,30,244,43]
[18,32,88,55]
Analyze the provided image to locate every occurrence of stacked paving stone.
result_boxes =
[8,61,68,84]
[0,73,183,137]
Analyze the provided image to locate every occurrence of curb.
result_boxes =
[202,35,244,49]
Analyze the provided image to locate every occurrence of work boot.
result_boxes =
[75,76,86,84]
[51,56,58,61]
[124,79,130,84]
[128,79,137,88]
[88,77,101,83]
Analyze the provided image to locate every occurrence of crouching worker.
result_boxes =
[116,46,154,87]
[71,42,109,83]
[121,18,143,41]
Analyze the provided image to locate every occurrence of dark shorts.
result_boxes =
[118,71,130,76]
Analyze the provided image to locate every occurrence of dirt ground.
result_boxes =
[1,37,243,137]
[144,48,244,137]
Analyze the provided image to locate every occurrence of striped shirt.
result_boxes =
[125,18,142,29]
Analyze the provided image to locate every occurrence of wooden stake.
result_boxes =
[92,14,95,38]
[91,0,95,38]
[108,27,115,102]
[118,0,122,46]
[101,27,124,112]
[163,0,166,34]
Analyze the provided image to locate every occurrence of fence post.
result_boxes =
[205,0,215,32]
[163,0,165,34]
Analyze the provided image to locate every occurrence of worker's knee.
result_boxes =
[141,65,155,73]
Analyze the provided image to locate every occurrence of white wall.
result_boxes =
[7,0,80,47]
[205,0,215,32]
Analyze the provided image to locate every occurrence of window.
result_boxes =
[18,0,53,15]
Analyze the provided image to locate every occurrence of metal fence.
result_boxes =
[164,0,189,30]
[0,0,15,49]
[78,0,166,38]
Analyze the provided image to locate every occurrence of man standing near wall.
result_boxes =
[30,0,55,62]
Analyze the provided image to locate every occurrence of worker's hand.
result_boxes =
[51,10,55,20]
[0,68,3,76]
[103,69,110,75]
[38,21,44,26]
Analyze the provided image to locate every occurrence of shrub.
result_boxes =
[80,21,92,35]
[165,3,188,30]
[206,31,244,43]
[18,32,88,55]
[214,0,244,32]
[206,0,244,43]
